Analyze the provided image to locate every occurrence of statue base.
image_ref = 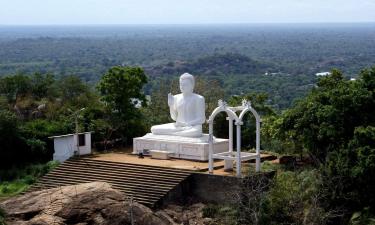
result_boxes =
[133,133,229,161]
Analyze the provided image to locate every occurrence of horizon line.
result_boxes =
[1,21,375,27]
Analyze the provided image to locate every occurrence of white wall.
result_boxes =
[76,133,91,155]
[52,133,91,162]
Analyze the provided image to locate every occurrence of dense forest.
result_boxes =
[1,65,374,224]
[1,24,375,108]
[1,24,375,224]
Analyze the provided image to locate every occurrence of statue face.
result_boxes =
[180,78,194,94]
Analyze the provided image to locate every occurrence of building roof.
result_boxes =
[48,132,92,139]
[315,72,331,76]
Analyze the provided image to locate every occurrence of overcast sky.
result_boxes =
[1,0,375,25]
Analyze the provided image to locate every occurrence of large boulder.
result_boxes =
[0,182,173,225]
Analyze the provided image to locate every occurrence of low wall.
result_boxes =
[160,171,275,206]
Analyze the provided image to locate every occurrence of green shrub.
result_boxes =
[202,204,237,225]
[350,207,375,225]
[22,175,36,185]
[324,126,375,216]
[0,161,59,182]
[0,180,28,197]
[0,161,59,198]
[259,169,329,225]
[46,160,59,171]
[0,207,6,225]
[202,204,219,218]
[260,161,281,172]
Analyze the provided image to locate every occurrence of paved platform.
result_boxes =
[86,151,276,176]
[87,152,224,171]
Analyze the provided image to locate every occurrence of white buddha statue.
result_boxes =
[151,73,205,138]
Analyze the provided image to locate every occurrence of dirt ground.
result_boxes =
[88,148,270,176]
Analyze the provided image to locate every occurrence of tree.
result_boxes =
[97,66,148,144]
[273,67,375,222]
[142,78,173,129]
[228,92,276,149]
[324,126,375,216]
[58,75,89,102]
[30,72,55,100]
[277,69,375,164]
[0,110,28,169]
[0,74,31,104]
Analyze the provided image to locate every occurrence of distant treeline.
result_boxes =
[1,25,374,108]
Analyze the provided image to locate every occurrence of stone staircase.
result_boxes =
[26,157,193,207]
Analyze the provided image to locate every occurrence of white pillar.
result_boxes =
[224,117,234,171]
[208,122,214,174]
[228,117,233,152]
[236,123,242,177]
[255,119,261,172]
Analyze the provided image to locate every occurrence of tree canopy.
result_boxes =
[97,66,148,143]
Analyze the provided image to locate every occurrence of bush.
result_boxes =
[0,180,28,197]
[0,207,6,225]
[0,110,28,169]
[324,126,375,216]
[202,204,237,225]
[202,204,219,218]
[271,68,375,222]
[350,207,375,225]
[0,161,59,198]
[260,170,329,225]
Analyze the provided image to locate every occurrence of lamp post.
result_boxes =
[73,108,85,156]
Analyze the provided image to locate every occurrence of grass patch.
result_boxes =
[0,180,29,198]
[0,161,59,198]
[260,161,281,172]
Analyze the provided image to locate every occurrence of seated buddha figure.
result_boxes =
[151,73,205,138]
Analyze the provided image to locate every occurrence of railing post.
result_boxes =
[236,122,242,178]
[228,117,233,153]
[208,122,214,174]
[224,117,234,171]
[256,119,261,172]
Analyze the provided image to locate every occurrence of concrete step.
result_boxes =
[37,175,174,192]
[27,182,160,202]
[53,164,187,182]
[32,178,167,197]
[45,169,183,187]
[25,158,192,207]
[69,158,192,174]
[57,162,188,180]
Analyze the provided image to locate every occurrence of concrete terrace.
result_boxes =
[85,149,275,176]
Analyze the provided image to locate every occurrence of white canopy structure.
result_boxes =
[208,99,261,177]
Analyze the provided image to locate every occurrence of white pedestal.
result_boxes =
[224,160,234,171]
[133,133,229,161]
[150,150,171,160]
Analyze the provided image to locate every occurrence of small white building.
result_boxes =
[315,72,331,77]
[49,132,92,162]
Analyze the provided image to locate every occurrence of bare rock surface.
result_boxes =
[159,203,212,225]
[0,182,172,225]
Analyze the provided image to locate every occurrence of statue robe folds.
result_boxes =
[151,93,205,138]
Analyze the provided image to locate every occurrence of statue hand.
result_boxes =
[175,121,190,127]
[168,93,174,107]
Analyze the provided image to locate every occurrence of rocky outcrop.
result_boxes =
[0,182,173,225]
[161,203,213,225]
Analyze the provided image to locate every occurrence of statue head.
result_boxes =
[179,73,195,94]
